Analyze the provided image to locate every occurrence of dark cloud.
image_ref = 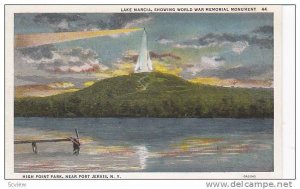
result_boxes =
[61,47,98,60]
[123,51,181,62]
[249,37,273,49]
[253,25,273,35]
[199,64,273,80]
[18,45,56,60]
[196,33,248,46]
[34,13,83,24]
[15,75,96,87]
[214,56,226,62]
[15,45,107,74]
[108,13,150,29]
[33,13,84,32]
[179,25,273,49]
[32,13,150,32]
[197,33,272,49]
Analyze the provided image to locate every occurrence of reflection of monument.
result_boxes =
[134,28,153,73]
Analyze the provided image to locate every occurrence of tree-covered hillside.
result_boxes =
[15,72,273,118]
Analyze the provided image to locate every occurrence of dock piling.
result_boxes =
[14,129,80,155]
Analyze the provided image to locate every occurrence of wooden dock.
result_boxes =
[14,129,80,155]
[14,138,71,144]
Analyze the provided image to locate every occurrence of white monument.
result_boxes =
[134,28,153,73]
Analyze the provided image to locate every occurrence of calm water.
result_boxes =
[14,118,273,172]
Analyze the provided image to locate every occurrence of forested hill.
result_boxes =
[15,72,273,118]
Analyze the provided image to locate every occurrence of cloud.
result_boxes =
[232,41,249,54]
[108,13,150,29]
[122,50,181,63]
[184,56,225,76]
[181,52,273,81]
[16,45,108,74]
[253,25,273,35]
[175,25,273,50]
[154,61,182,76]
[33,13,83,24]
[15,74,98,87]
[199,64,273,80]
[189,77,273,88]
[32,13,150,32]
[15,82,80,98]
[50,63,103,73]
[199,33,245,46]
[155,36,174,44]
[47,82,75,89]
[173,44,204,49]
[201,56,225,69]
[19,45,56,60]
[33,13,84,32]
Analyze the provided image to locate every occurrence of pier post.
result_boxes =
[32,142,37,154]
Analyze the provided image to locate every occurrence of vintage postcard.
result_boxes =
[5,5,283,179]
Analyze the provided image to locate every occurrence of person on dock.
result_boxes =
[72,138,80,156]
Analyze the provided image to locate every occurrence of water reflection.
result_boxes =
[14,118,274,172]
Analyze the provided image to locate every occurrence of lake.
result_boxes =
[14,117,273,172]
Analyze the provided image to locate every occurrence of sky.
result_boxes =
[14,13,274,88]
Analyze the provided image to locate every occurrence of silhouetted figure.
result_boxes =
[32,142,37,154]
[71,138,80,155]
